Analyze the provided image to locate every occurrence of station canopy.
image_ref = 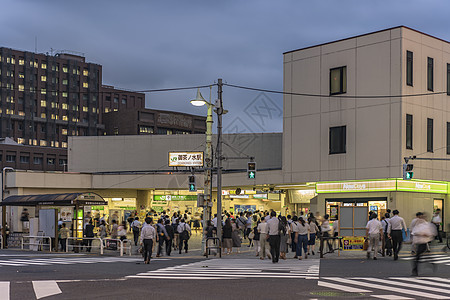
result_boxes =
[1,192,107,206]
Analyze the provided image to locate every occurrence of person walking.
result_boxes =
[99,220,108,240]
[258,217,271,260]
[320,214,333,253]
[177,218,191,254]
[381,214,392,256]
[231,219,242,253]
[164,219,174,256]
[432,209,443,243]
[365,213,382,260]
[173,218,180,251]
[59,223,70,252]
[266,211,281,263]
[308,217,319,256]
[279,216,290,260]
[118,221,127,242]
[290,216,300,258]
[411,213,437,276]
[252,221,261,256]
[131,217,141,246]
[140,217,157,264]
[156,218,169,257]
[222,218,233,255]
[110,219,118,239]
[295,217,310,260]
[84,220,95,252]
[388,209,408,260]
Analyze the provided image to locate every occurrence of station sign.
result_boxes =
[154,195,197,201]
[169,152,203,167]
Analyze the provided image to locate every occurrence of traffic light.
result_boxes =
[402,164,414,180]
[188,175,197,191]
[247,162,256,179]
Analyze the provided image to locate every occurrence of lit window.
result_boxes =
[40,112,46,118]
[62,129,68,135]
[47,158,55,165]
[19,73,24,79]
[72,117,78,122]
[83,69,89,76]
[18,111,25,116]
[19,59,24,65]
[63,79,68,85]
[62,142,68,148]
[113,108,118,112]
[62,92,68,98]
[51,114,56,120]
[104,107,110,113]
[11,57,15,64]
[19,85,25,92]
[41,88,46,95]
[55,141,59,147]
[41,75,47,82]
[17,138,25,144]
[62,116,68,121]
[34,61,38,68]
[77,68,80,75]
[83,82,89,88]
[40,140,47,146]
[51,102,59,108]
[62,103,68,110]
[7,96,14,103]
[63,66,68,73]
[139,126,154,134]
[83,106,88,112]
[41,62,47,69]
[73,69,77,75]
[6,57,10,63]
[41,100,47,107]
[6,109,13,115]
[92,107,96,113]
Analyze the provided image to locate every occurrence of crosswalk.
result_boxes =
[401,254,450,265]
[1,280,61,300]
[318,277,450,299]
[127,258,320,280]
[0,256,164,267]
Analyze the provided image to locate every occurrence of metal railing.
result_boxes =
[66,237,104,254]
[319,236,342,258]
[21,235,52,252]
[205,237,221,258]
[0,234,2,249]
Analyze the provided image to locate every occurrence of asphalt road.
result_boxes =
[0,246,449,300]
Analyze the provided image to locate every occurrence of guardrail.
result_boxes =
[21,235,52,252]
[205,237,221,258]
[0,234,3,249]
[66,237,104,254]
[319,236,342,258]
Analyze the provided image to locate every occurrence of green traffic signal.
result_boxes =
[406,172,413,179]
[189,184,196,191]
[248,171,255,179]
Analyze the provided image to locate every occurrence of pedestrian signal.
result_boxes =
[247,162,256,179]
[188,175,197,191]
[402,164,413,180]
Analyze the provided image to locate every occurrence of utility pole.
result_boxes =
[216,79,223,239]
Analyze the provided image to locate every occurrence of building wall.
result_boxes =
[68,133,282,173]
[283,27,403,183]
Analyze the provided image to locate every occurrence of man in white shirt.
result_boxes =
[366,213,382,260]
[212,214,218,229]
[266,211,281,263]
[140,217,157,264]
[432,209,442,243]
[257,217,270,260]
[177,219,191,254]
[131,217,142,246]
[387,209,408,260]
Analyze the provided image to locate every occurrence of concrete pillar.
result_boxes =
[136,190,150,216]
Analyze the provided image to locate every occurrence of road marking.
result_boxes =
[321,277,449,299]
[317,280,371,293]
[371,295,413,300]
[32,281,62,299]
[392,277,450,288]
[0,256,146,267]
[0,282,10,300]
[354,277,450,295]
[128,258,320,280]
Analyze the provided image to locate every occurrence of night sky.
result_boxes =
[1,0,449,133]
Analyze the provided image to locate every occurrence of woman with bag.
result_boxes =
[222,219,233,255]
[279,216,290,260]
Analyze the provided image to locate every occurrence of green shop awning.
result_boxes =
[1,193,107,206]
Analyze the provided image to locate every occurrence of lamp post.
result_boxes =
[190,87,213,254]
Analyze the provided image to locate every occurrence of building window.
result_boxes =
[447,64,450,96]
[41,100,47,107]
[406,51,413,86]
[63,66,68,73]
[20,156,29,164]
[47,158,55,165]
[63,79,68,85]
[41,62,47,69]
[33,157,43,165]
[139,126,154,134]
[330,66,347,95]
[83,69,89,76]
[113,128,119,135]
[40,140,47,147]
[83,106,89,112]
[427,118,433,152]
[406,114,413,149]
[329,126,346,154]
[62,129,68,135]
[122,98,127,105]
[59,159,67,166]
[447,122,450,155]
[6,155,16,163]
[83,82,89,88]
[427,57,434,91]
[114,97,119,103]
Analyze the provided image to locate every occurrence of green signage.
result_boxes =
[154,195,197,201]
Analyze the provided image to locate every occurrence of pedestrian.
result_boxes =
[387,209,408,260]
[165,219,174,256]
[267,211,281,263]
[1,223,10,248]
[308,217,319,256]
[173,218,180,251]
[258,217,271,260]
[295,216,310,260]
[110,219,118,239]
[320,214,333,253]
[279,216,290,260]
[231,219,242,253]
[99,220,108,240]
[131,217,141,246]
[365,213,382,260]
[177,218,191,254]
[84,220,95,252]
[222,218,233,255]
[156,218,169,257]
[59,223,70,252]
[409,212,423,254]
[432,209,443,243]
[118,221,127,242]
[411,213,437,276]
[290,216,300,258]
[236,212,247,238]
[381,214,392,256]
[245,213,253,246]
[252,221,261,256]
[140,217,157,264]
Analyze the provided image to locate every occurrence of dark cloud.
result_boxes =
[2,0,450,133]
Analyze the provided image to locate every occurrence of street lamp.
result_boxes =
[190,87,213,255]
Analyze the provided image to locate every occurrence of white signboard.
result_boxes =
[169,152,204,167]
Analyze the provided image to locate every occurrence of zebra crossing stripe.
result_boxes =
[32,281,62,299]
[355,277,450,295]
[317,280,371,293]
[391,277,450,289]
[321,277,449,299]
[402,254,447,261]
[0,257,143,267]
[0,281,10,300]
[370,295,414,300]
